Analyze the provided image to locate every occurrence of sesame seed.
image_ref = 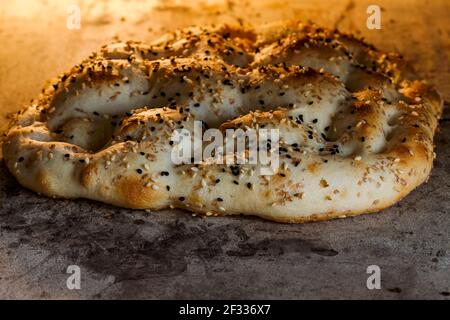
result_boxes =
[320,179,329,188]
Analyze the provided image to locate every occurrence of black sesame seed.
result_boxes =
[217,197,223,202]
[136,169,143,174]
[179,196,185,201]
[18,157,24,162]
[230,165,240,176]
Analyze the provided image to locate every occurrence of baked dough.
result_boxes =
[2,21,443,222]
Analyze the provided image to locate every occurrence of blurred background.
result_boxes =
[0,0,449,135]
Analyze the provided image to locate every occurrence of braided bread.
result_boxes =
[3,21,443,223]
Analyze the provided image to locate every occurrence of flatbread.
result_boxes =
[3,21,443,222]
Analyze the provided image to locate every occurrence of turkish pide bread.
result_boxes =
[3,21,443,223]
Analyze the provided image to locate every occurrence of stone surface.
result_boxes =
[0,0,449,299]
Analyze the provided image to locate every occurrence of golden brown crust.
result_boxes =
[2,20,443,223]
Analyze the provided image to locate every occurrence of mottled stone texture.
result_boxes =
[0,0,449,299]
